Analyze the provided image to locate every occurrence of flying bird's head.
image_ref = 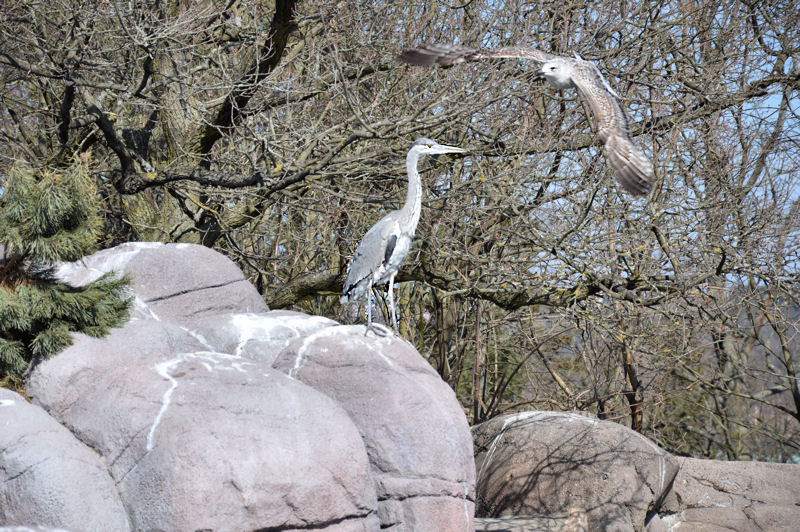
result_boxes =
[537,59,575,89]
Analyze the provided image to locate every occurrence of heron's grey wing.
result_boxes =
[569,61,655,195]
[342,213,399,300]
[384,234,397,265]
[398,44,559,66]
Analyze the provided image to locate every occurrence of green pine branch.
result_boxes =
[1,163,132,380]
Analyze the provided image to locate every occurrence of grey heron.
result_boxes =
[341,138,466,332]
[398,44,655,196]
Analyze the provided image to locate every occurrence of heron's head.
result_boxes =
[411,137,466,156]
[537,59,574,89]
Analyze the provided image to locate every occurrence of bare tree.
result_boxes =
[1,0,798,460]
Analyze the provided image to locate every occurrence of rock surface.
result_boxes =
[0,389,130,531]
[474,512,588,532]
[273,325,476,531]
[6,242,797,531]
[56,242,268,324]
[27,325,378,531]
[0,527,77,532]
[472,410,800,532]
[3,242,474,531]
[655,456,800,531]
[473,411,680,532]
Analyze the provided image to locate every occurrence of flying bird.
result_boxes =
[341,138,466,332]
[398,44,655,196]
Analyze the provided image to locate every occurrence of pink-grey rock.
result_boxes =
[0,389,130,531]
[656,456,800,531]
[9,242,475,530]
[55,242,268,324]
[26,322,379,531]
[0,528,78,532]
[475,512,588,532]
[273,325,476,531]
[190,310,336,365]
[473,411,679,532]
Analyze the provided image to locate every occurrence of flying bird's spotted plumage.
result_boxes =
[398,44,655,196]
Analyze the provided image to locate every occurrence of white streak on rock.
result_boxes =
[189,351,255,373]
[134,296,161,321]
[146,351,251,452]
[358,336,395,367]
[558,411,598,424]
[289,326,343,378]
[362,326,397,366]
[179,326,214,350]
[230,362,251,373]
[462,480,471,527]
[230,313,335,356]
[372,344,395,367]
[0,399,15,407]
[280,314,336,329]
[146,356,182,452]
[477,412,542,482]
[231,313,275,357]
[57,242,161,285]
[636,425,668,495]
[660,511,684,531]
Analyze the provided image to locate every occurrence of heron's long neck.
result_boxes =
[403,150,423,232]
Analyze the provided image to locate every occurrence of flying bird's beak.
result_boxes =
[533,69,545,80]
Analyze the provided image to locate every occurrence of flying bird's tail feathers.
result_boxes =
[604,135,655,196]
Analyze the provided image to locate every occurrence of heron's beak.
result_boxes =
[435,144,467,154]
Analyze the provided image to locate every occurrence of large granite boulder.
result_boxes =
[0,528,78,532]
[55,242,269,324]
[651,456,800,531]
[473,411,680,532]
[0,389,130,531]
[3,242,474,531]
[474,512,588,532]
[26,323,378,531]
[273,325,476,531]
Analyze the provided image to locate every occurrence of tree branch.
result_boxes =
[104,166,267,194]
[195,0,299,158]
[264,271,343,309]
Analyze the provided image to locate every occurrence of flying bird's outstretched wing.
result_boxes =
[398,43,656,196]
[398,44,557,66]
[568,61,655,195]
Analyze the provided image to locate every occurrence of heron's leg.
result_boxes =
[367,281,373,325]
[388,272,398,331]
[365,280,373,336]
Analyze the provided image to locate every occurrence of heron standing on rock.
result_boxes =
[341,138,466,332]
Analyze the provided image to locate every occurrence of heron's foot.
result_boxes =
[365,323,392,338]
